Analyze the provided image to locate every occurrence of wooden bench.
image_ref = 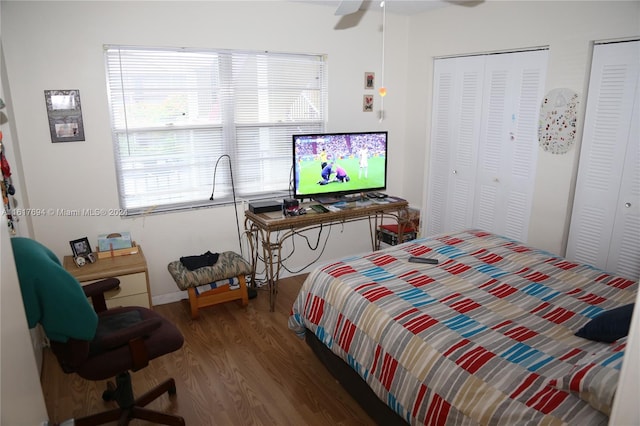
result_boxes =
[168,251,252,319]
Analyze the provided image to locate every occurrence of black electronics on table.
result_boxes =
[248,200,282,214]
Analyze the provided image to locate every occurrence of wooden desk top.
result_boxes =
[244,197,408,232]
[63,246,147,282]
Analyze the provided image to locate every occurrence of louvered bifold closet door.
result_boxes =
[567,41,640,280]
[427,50,548,241]
[427,56,484,235]
[473,50,548,242]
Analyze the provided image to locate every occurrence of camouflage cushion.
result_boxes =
[168,251,252,291]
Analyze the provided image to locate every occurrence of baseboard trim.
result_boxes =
[152,290,187,306]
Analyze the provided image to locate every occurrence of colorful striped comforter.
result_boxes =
[288,230,637,425]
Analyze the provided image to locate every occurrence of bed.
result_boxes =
[288,229,637,425]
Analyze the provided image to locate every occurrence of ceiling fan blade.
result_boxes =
[335,0,364,16]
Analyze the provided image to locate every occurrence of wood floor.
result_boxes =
[41,275,376,425]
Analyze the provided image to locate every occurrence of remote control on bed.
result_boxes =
[408,256,439,265]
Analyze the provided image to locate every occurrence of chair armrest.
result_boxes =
[93,316,162,352]
[82,277,121,297]
[82,278,120,312]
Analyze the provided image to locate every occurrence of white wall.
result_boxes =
[403,0,640,255]
[1,0,411,304]
[610,284,640,424]
[0,30,49,426]
[0,204,48,426]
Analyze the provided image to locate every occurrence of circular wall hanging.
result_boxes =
[538,88,579,154]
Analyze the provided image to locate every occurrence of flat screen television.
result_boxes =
[293,131,388,203]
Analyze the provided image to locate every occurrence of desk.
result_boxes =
[63,246,152,308]
[244,197,409,311]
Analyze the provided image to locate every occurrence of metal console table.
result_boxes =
[244,197,410,311]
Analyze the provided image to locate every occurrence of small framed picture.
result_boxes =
[70,237,92,258]
[363,95,374,112]
[365,72,375,89]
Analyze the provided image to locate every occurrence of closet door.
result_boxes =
[427,50,548,241]
[567,41,640,279]
[474,50,547,241]
[427,56,484,234]
[610,89,640,277]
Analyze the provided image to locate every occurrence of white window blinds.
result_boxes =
[105,46,327,215]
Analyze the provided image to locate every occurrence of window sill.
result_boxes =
[122,191,291,218]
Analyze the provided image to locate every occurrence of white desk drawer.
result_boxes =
[83,272,149,307]
[106,292,150,309]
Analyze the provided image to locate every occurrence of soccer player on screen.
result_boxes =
[358,147,368,178]
[320,148,328,169]
[334,165,350,182]
[318,162,334,185]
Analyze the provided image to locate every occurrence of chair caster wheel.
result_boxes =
[102,382,116,401]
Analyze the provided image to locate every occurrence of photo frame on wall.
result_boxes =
[44,89,85,143]
[363,95,374,112]
[365,72,375,89]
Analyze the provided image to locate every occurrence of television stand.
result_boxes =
[314,192,368,204]
[313,195,343,204]
[244,196,410,311]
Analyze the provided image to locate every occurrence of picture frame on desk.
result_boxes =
[70,237,96,267]
[70,237,92,258]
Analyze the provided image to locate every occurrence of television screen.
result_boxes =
[293,131,388,202]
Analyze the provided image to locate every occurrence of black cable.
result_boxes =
[289,163,294,199]
[279,225,333,275]
[293,224,325,251]
[209,154,243,257]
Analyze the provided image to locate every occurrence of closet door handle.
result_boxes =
[625,202,632,208]
[452,170,458,174]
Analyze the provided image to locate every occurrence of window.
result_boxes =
[105,46,327,215]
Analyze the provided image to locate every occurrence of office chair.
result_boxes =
[11,237,185,426]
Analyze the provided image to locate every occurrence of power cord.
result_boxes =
[209,154,243,257]
[279,225,333,275]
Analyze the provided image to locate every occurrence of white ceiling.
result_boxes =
[293,0,453,16]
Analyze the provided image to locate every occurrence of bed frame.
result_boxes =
[305,330,406,425]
